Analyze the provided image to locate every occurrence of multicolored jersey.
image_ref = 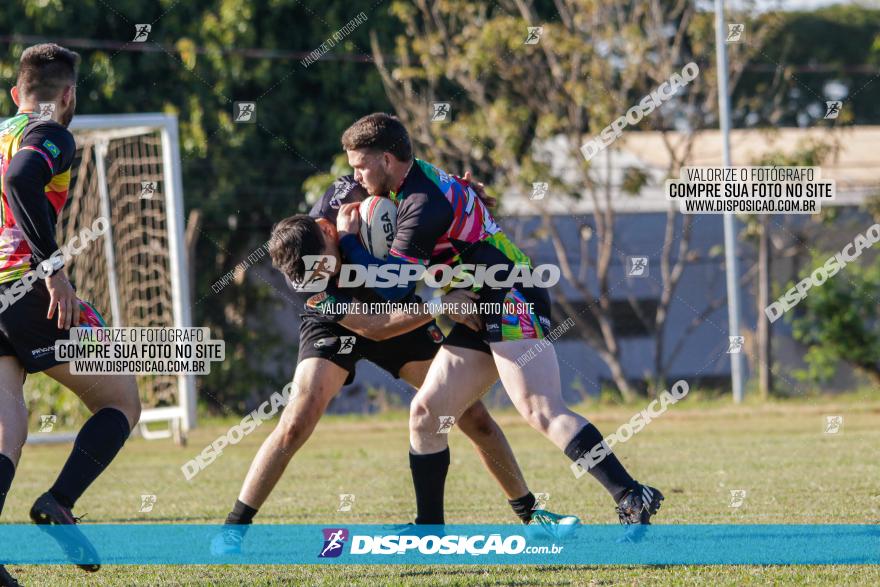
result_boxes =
[388,159,531,271]
[0,113,76,284]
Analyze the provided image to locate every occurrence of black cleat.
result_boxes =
[29,491,100,572]
[616,484,664,542]
[0,565,21,587]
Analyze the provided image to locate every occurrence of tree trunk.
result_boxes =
[185,208,202,310]
[598,348,637,402]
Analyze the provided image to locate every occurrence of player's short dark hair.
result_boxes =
[341,113,412,162]
[16,43,81,101]
[268,215,325,284]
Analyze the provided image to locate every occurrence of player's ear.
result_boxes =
[315,218,338,241]
[10,86,20,107]
[60,84,74,107]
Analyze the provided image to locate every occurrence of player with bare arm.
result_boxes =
[211,176,577,555]
[337,113,663,537]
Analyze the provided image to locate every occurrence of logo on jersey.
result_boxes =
[313,337,337,349]
[319,528,349,558]
[330,177,357,209]
[42,139,61,158]
[305,291,329,310]
[427,324,444,343]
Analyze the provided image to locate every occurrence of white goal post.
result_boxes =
[25,113,196,445]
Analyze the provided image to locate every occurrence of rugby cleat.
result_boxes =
[210,526,247,556]
[526,509,581,540]
[29,491,100,572]
[0,565,21,587]
[615,484,664,542]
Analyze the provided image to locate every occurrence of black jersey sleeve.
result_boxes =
[4,122,76,264]
[388,191,454,266]
[286,276,354,322]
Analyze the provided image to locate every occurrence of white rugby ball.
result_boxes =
[358,196,397,260]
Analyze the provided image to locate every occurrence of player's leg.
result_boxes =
[29,367,139,571]
[399,356,535,519]
[37,366,140,512]
[407,344,496,523]
[0,280,140,517]
[490,339,663,524]
[0,281,138,571]
[235,357,348,512]
[211,356,348,555]
[0,356,27,518]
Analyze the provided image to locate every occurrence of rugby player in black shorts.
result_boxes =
[212,176,577,554]
[339,113,663,536]
[0,45,141,585]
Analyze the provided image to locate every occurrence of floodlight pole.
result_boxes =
[715,0,745,403]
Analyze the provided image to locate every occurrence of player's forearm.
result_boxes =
[338,234,415,302]
[339,307,433,341]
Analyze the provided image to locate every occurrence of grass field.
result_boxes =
[3,394,879,586]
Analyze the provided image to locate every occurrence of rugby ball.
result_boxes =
[358,196,397,260]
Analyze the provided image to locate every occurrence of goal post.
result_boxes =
[28,113,196,444]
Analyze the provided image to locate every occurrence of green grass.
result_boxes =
[3,397,880,585]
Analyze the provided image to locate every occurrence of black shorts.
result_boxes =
[0,278,107,374]
[444,285,553,354]
[297,318,446,385]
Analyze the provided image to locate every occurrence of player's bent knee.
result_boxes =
[0,406,29,459]
[409,396,439,434]
[276,399,323,450]
[458,403,496,439]
[275,416,315,452]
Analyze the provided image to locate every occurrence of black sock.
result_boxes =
[564,423,637,503]
[0,453,15,517]
[409,447,449,525]
[49,407,130,509]
[226,499,258,525]
[508,492,537,524]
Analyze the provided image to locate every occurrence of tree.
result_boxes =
[370,0,771,400]
[1,0,397,410]
[789,251,880,387]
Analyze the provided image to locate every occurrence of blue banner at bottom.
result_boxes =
[0,524,877,565]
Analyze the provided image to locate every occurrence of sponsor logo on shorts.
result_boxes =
[319,528,349,558]
[314,337,337,349]
[31,346,55,358]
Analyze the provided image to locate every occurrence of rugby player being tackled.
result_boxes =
[212,175,576,555]
[0,45,141,585]
[338,113,663,536]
